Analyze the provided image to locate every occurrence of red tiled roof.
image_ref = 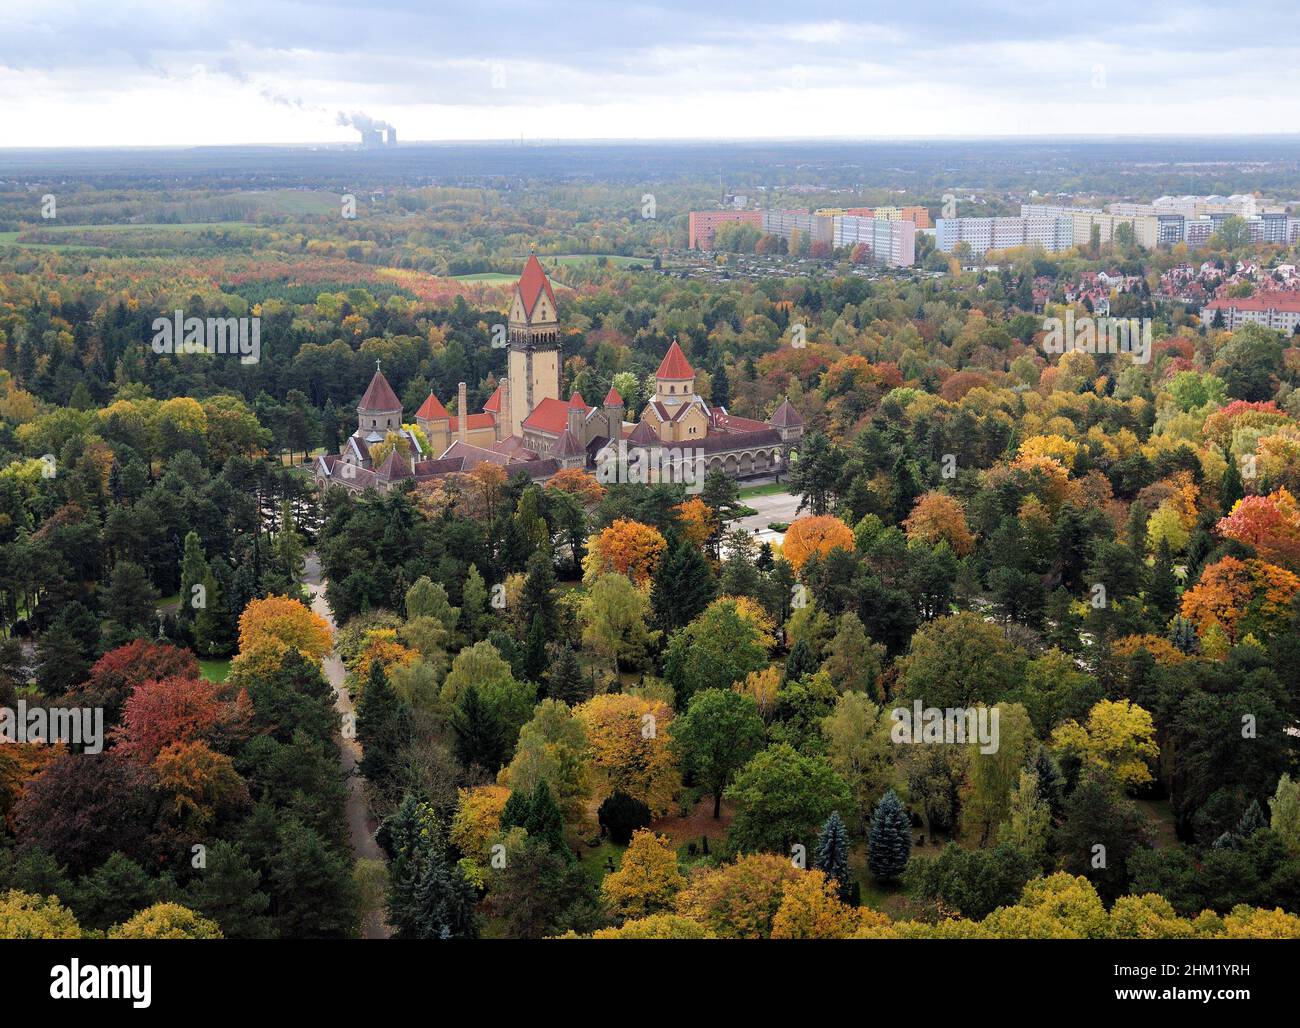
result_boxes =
[517,254,557,319]
[358,369,402,412]
[1205,292,1300,312]
[449,413,496,431]
[483,385,502,413]
[568,391,587,409]
[415,392,448,420]
[769,398,803,428]
[604,386,623,405]
[656,340,694,379]
[627,420,660,445]
[521,396,572,434]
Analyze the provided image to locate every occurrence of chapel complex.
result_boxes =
[315,256,803,493]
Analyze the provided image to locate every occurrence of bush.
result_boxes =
[598,792,652,845]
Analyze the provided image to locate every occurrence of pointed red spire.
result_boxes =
[415,392,448,420]
[516,254,557,318]
[656,339,694,380]
[358,368,402,412]
[603,385,623,405]
[568,391,587,409]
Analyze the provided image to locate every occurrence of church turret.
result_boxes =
[654,339,695,405]
[357,362,403,436]
[507,254,562,438]
[603,384,625,441]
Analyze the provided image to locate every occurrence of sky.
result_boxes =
[4,0,1299,147]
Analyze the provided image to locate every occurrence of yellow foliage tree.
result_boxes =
[108,902,223,939]
[1050,699,1158,790]
[574,694,679,814]
[600,830,686,921]
[237,594,332,664]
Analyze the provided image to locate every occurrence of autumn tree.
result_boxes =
[583,518,667,585]
[574,693,679,814]
[674,853,803,939]
[108,902,223,940]
[903,492,975,556]
[601,830,686,921]
[237,594,332,664]
[1050,698,1159,791]
[783,514,855,571]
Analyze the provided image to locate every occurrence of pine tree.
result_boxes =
[1236,799,1267,837]
[523,781,570,859]
[1147,537,1178,620]
[275,500,306,587]
[867,789,911,882]
[500,788,530,832]
[411,854,480,939]
[450,683,508,773]
[1033,747,1065,822]
[651,539,717,633]
[546,644,588,706]
[518,551,558,639]
[461,564,489,643]
[179,531,208,622]
[1169,615,1200,655]
[1221,456,1245,515]
[712,364,731,408]
[194,566,234,657]
[784,638,817,683]
[357,659,409,795]
[814,810,852,902]
[522,614,549,684]
[184,840,274,938]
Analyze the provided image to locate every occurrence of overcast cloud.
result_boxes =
[3,1,1298,146]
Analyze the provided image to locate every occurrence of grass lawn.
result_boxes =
[449,272,517,283]
[738,482,789,499]
[545,254,651,268]
[199,658,232,683]
[579,840,626,888]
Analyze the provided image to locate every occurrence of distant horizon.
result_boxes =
[7,132,1300,154]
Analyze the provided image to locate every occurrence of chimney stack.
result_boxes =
[457,382,469,444]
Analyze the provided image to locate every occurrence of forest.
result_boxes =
[1,163,1300,941]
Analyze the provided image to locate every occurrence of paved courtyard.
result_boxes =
[729,485,804,551]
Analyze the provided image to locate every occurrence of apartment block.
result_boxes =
[688,209,764,249]
[846,205,932,228]
[833,215,916,267]
[1021,204,1158,249]
[1203,293,1300,333]
[761,209,836,247]
[936,216,1072,255]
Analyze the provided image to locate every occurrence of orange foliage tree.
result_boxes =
[237,595,332,664]
[574,693,679,814]
[583,519,668,585]
[672,497,716,549]
[902,492,976,555]
[1180,556,1300,644]
[1217,488,1300,572]
[782,514,855,571]
[546,468,606,507]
